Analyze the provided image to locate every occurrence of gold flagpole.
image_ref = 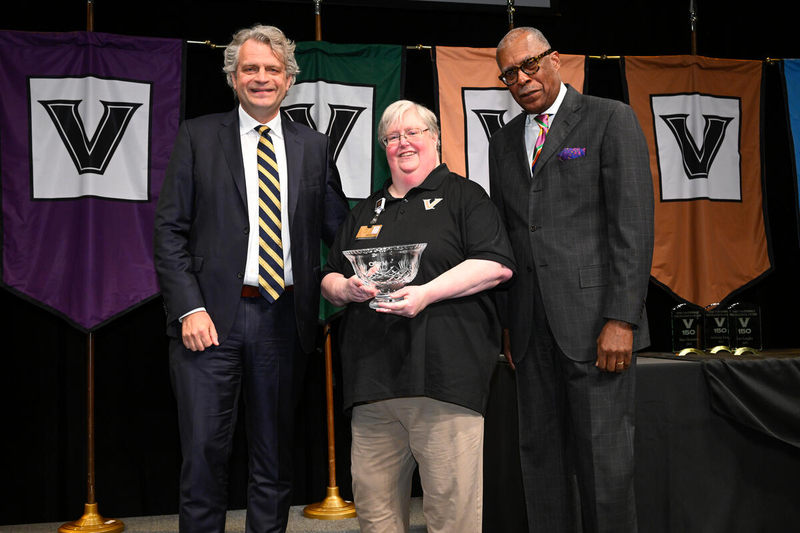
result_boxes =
[86,0,94,31]
[59,331,124,532]
[302,0,356,520]
[314,0,323,41]
[60,3,124,532]
[303,324,357,519]
[507,0,515,30]
[689,0,698,54]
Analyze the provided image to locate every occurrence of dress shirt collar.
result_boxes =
[238,105,284,140]
[526,81,567,126]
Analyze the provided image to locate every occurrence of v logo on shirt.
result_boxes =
[424,198,443,210]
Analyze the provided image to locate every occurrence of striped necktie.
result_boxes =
[256,125,284,303]
[531,113,550,174]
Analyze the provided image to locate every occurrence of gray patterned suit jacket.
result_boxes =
[489,85,654,362]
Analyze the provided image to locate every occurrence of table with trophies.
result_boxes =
[481,301,800,532]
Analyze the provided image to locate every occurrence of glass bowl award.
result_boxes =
[342,243,427,309]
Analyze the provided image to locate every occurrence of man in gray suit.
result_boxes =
[488,27,654,533]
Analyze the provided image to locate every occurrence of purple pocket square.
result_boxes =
[557,147,586,161]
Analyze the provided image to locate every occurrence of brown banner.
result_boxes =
[436,46,585,191]
[625,55,770,307]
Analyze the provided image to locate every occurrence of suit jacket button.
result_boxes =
[530,225,537,232]
[244,227,250,234]
[237,272,244,279]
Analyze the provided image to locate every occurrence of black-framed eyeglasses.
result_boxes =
[381,128,430,147]
[498,49,555,86]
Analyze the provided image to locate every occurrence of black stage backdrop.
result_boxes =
[2,0,800,526]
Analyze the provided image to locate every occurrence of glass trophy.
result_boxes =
[670,303,703,354]
[342,243,427,309]
[726,302,762,354]
[703,306,731,353]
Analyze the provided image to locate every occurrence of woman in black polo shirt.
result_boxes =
[321,100,515,533]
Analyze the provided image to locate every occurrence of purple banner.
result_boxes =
[0,30,183,331]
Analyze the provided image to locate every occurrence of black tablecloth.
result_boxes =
[702,355,800,448]
[483,353,800,533]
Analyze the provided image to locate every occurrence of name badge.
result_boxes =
[356,225,382,239]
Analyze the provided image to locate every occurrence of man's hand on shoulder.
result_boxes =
[182,311,219,352]
[596,319,633,373]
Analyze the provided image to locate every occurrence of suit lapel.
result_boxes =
[534,85,583,177]
[281,117,303,227]
[500,112,530,183]
[218,108,248,209]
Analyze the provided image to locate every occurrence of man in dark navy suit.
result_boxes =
[154,24,348,533]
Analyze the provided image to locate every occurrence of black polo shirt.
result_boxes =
[323,164,516,415]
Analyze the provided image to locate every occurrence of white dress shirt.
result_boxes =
[179,107,294,322]
[238,107,293,288]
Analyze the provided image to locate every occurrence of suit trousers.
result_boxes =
[350,397,485,533]
[516,284,637,533]
[169,293,298,533]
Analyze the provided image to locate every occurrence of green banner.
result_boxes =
[283,41,404,323]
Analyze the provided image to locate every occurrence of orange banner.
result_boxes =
[624,55,771,308]
[435,46,585,192]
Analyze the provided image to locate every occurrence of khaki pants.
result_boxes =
[351,397,484,533]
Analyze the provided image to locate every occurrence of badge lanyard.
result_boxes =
[356,197,386,240]
[369,197,385,226]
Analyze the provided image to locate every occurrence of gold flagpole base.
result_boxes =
[59,503,125,532]
[303,486,357,520]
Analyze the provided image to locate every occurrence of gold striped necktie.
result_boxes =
[256,125,284,303]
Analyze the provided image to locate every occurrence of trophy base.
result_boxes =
[369,295,403,309]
